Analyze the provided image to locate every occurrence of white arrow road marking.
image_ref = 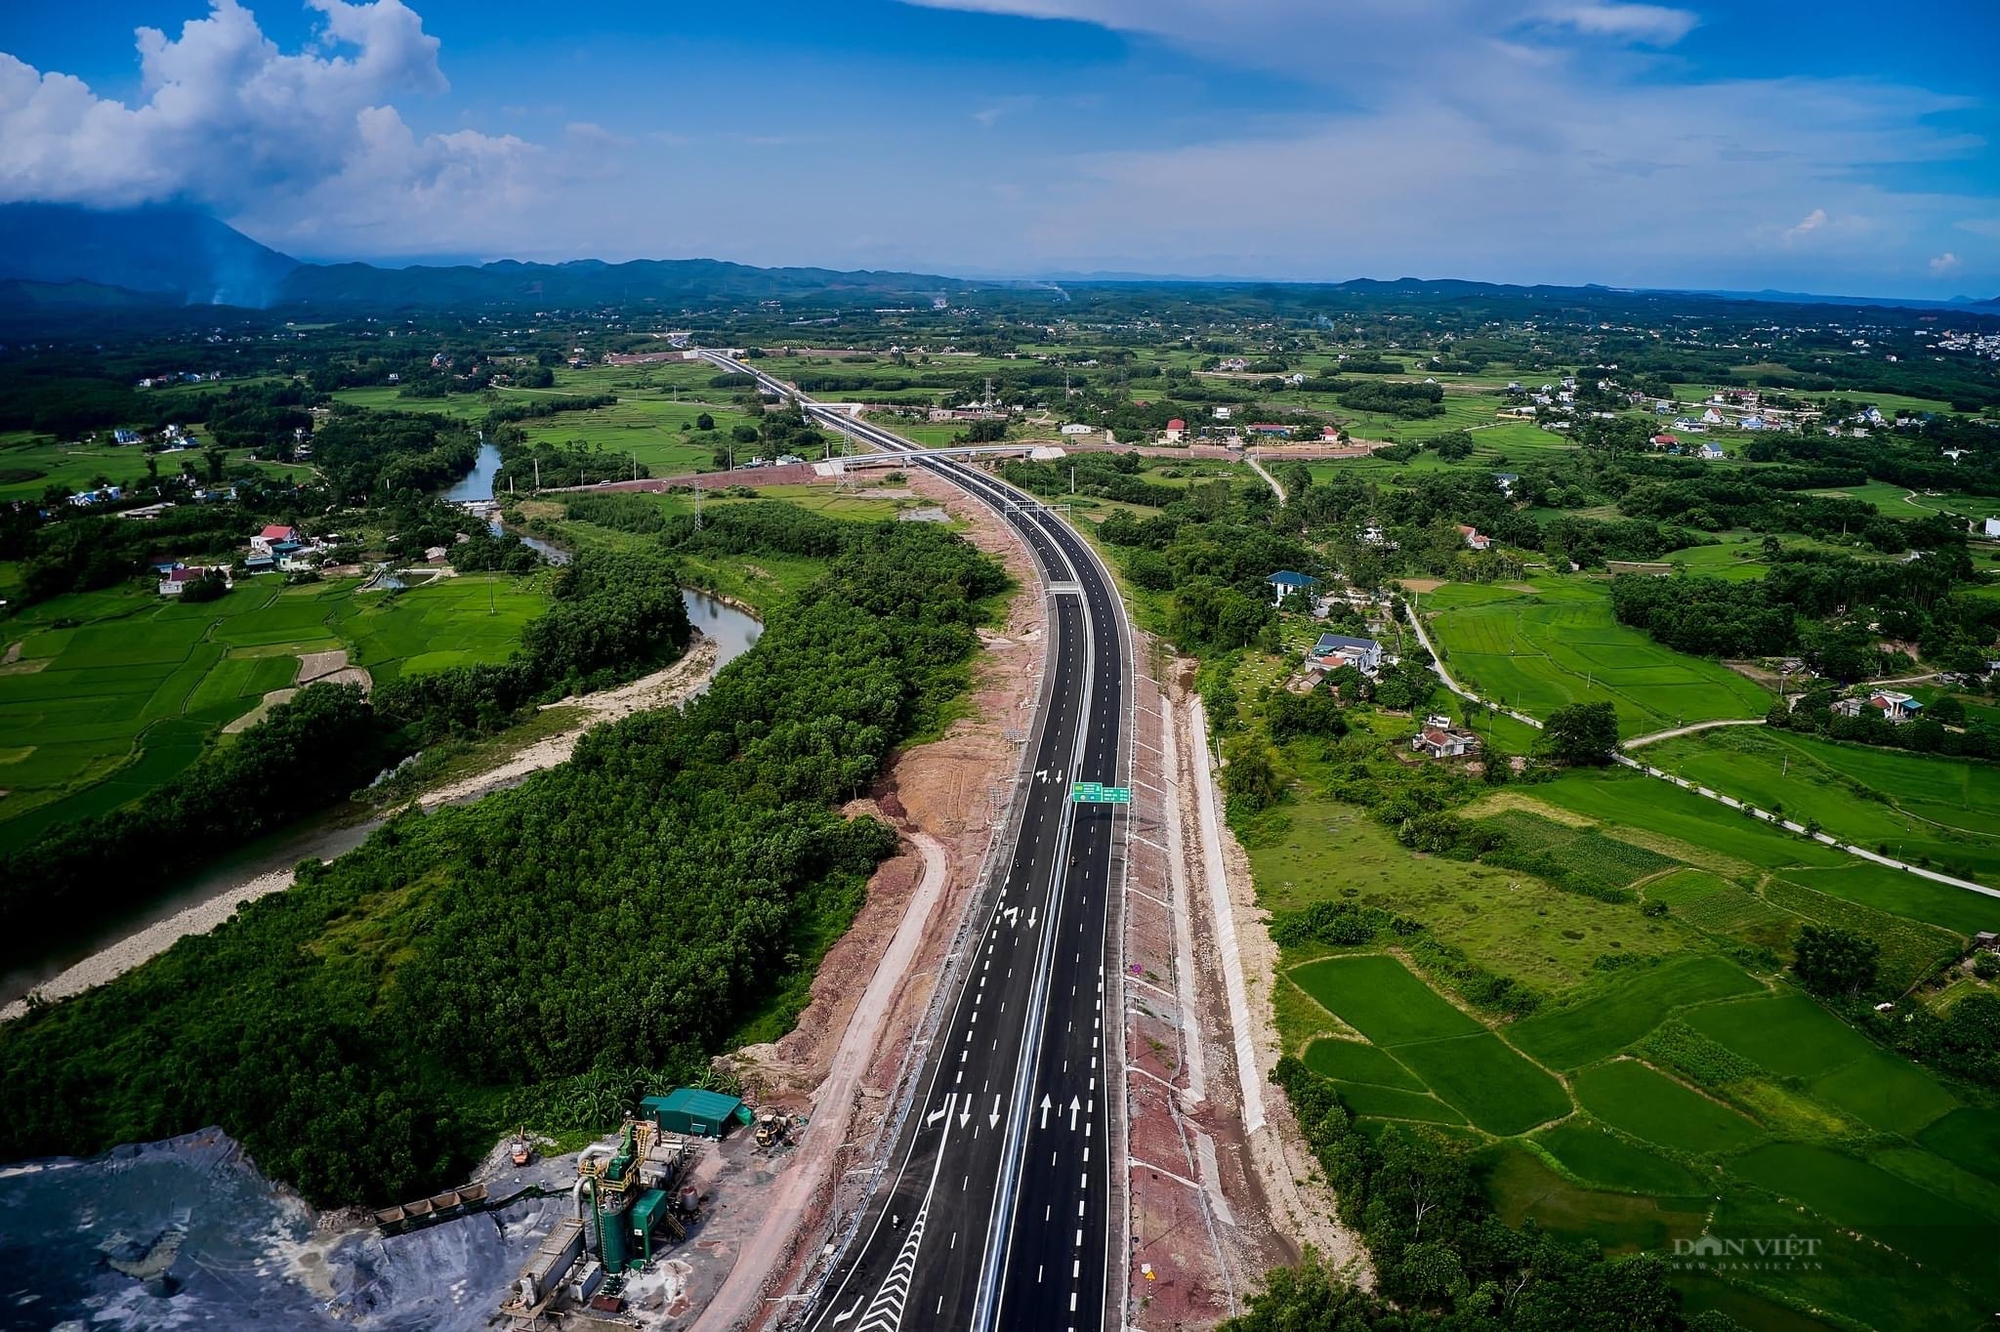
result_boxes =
[1039,1094,1052,1129]
[989,1095,1002,1129]
[1068,1096,1080,1131]
[854,1093,956,1332]
[1026,907,1038,929]
[925,1094,954,1128]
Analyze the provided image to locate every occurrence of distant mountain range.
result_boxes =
[0,204,299,308]
[0,204,1993,318]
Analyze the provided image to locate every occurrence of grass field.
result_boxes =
[1391,1032,1571,1133]
[1300,1037,1427,1089]
[1259,760,1998,1326]
[1420,578,1771,736]
[1253,796,1684,994]
[0,572,548,849]
[332,382,770,480]
[1288,954,1482,1045]
[1508,955,1765,1069]
[0,432,325,503]
[1571,1059,1766,1153]
[1640,727,2000,894]
[1535,1121,1704,1194]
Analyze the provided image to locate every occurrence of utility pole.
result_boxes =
[694,484,703,531]
[534,458,541,490]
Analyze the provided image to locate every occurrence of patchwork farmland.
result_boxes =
[0,572,548,850]
[1255,759,2000,1332]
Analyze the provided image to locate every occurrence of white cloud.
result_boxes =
[1783,208,1830,245]
[0,0,536,241]
[1929,251,1962,276]
[1539,3,1698,44]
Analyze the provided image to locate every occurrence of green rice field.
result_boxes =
[1643,726,2000,886]
[1263,767,2000,1328]
[0,572,547,849]
[1420,578,1771,736]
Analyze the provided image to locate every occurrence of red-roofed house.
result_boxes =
[1651,433,1679,449]
[1411,715,1480,759]
[251,524,300,555]
[1163,418,1186,443]
[1458,524,1492,551]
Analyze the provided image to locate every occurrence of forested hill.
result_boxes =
[278,257,977,311]
[0,505,1007,1206]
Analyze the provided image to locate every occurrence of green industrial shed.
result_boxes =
[640,1088,752,1139]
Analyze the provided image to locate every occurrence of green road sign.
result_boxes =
[1070,783,1132,804]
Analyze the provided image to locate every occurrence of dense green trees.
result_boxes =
[1611,547,1994,674]
[313,408,480,501]
[373,547,691,743]
[1791,924,1881,997]
[0,508,1004,1206]
[1537,703,1619,766]
[1337,380,1445,419]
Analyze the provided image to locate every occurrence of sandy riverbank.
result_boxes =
[1,635,724,1024]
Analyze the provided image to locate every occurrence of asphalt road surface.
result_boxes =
[697,354,1129,1332]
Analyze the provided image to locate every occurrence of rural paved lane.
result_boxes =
[1623,717,1766,749]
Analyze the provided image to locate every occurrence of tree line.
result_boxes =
[0,506,1006,1207]
[0,546,691,955]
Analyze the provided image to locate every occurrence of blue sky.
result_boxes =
[2,0,1996,297]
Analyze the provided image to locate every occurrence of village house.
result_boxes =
[1494,473,1519,495]
[1310,633,1384,676]
[1162,418,1186,444]
[1411,714,1480,759]
[1651,433,1680,450]
[1458,524,1492,551]
[158,565,231,597]
[1212,406,1233,421]
[1059,423,1094,436]
[250,524,301,556]
[1867,691,1923,723]
[1266,570,1318,606]
[1696,442,1726,460]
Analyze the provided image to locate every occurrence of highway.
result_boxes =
[697,353,1130,1332]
